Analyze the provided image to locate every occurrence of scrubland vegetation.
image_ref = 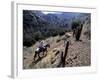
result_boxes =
[23,10,91,69]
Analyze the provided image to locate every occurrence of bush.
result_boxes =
[52,31,58,37]
[23,39,35,47]
[59,31,65,36]
[56,39,61,43]
[71,20,81,30]
[34,31,45,41]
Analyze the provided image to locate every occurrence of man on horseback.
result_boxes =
[39,40,44,49]
[34,40,50,61]
[34,40,46,60]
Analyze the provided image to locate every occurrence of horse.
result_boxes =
[34,43,50,60]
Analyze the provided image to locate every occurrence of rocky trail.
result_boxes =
[23,30,91,69]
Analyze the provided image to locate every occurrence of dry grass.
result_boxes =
[23,24,91,69]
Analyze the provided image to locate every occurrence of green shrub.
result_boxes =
[23,39,36,47]
[71,20,81,30]
[34,31,44,41]
[59,31,65,36]
[52,31,58,37]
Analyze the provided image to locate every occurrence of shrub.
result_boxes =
[56,39,61,43]
[52,31,58,37]
[71,20,81,30]
[59,31,65,36]
[34,31,44,41]
[23,39,35,47]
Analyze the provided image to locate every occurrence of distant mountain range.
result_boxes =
[34,11,81,28]
[23,10,90,47]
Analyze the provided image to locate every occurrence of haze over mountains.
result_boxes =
[33,11,81,27]
[23,10,90,47]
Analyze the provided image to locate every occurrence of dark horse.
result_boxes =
[34,44,50,61]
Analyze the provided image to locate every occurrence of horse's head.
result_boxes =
[44,43,50,48]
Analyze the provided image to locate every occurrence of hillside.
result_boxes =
[23,10,91,69]
[23,10,90,47]
[23,22,91,69]
[23,37,90,69]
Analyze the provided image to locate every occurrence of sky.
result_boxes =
[41,11,62,14]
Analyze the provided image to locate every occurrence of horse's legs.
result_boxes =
[34,52,37,61]
[38,53,40,59]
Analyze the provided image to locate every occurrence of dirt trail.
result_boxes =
[23,36,62,68]
[23,30,91,69]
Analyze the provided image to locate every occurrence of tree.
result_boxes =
[75,24,83,41]
[71,20,81,30]
[71,20,83,41]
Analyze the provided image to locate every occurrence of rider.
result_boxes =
[39,40,44,49]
